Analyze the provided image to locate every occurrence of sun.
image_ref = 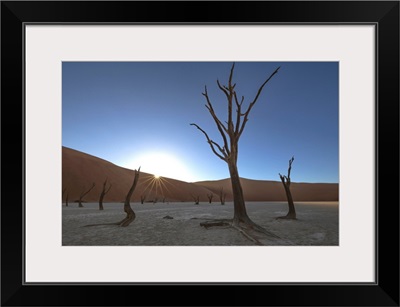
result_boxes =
[125,152,193,182]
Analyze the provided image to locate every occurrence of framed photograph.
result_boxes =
[2,1,399,306]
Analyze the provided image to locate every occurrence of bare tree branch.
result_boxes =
[190,123,227,161]
[205,104,230,146]
[202,87,231,155]
[216,63,236,135]
[102,178,112,195]
[228,62,235,87]
[204,103,228,133]
[80,182,95,198]
[78,182,95,207]
[288,156,294,179]
[234,91,244,134]
[217,80,230,100]
[249,66,281,108]
[226,63,235,132]
[238,66,281,137]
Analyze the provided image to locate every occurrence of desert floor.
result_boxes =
[62,201,338,246]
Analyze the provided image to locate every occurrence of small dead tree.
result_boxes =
[84,168,140,228]
[63,188,69,207]
[62,188,66,206]
[78,183,95,207]
[192,194,200,205]
[99,178,112,210]
[191,63,279,232]
[140,195,146,204]
[117,168,141,227]
[207,193,214,204]
[219,187,226,205]
[278,156,296,219]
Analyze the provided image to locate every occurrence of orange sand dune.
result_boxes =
[62,146,212,203]
[196,178,338,202]
[62,146,338,203]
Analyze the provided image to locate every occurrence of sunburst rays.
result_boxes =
[138,173,176,203]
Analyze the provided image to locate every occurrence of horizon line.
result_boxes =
[62,145,339,185]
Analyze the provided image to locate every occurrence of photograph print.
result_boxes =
[62,61,339,246]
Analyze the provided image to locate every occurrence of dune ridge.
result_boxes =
[62,146,338,203]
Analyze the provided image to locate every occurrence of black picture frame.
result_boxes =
[1,1,399,306]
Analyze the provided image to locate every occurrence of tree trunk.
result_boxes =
[279,177,296,219]
[285,186,296,218]
[99,179,111,210]
[117,203,136,227]
[99,193,105,210]
[278,156,296,219]
[219,188,226,205]
[117,168,140,227]
[228,161,252,225]
[62,188,66,206]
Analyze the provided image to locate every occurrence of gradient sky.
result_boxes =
[62,62,338,183]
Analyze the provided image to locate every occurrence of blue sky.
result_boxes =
[62,62,338,183]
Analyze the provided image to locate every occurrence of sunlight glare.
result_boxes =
[125,152,194,182]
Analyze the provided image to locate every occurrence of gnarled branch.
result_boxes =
[78,182,95,207]
[190,123,227,161]
[238,66,281,137]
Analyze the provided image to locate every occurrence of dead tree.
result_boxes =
[140,195,146,204]
[207,193,213,204]
[63,188,69,207]
[117,168,141,227]
[191,63,280,231]
[84,169,140,228]
[219,187,226,205]
[278,156,296,219]
[99,178,112,210]
[62,188,66,206]
[192,194,200,205]
[78,183,95,207]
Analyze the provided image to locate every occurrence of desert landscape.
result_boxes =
[62,62,339,246]
[62,146,339,204]
[63,202,338,246]
[62,147,339,246]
